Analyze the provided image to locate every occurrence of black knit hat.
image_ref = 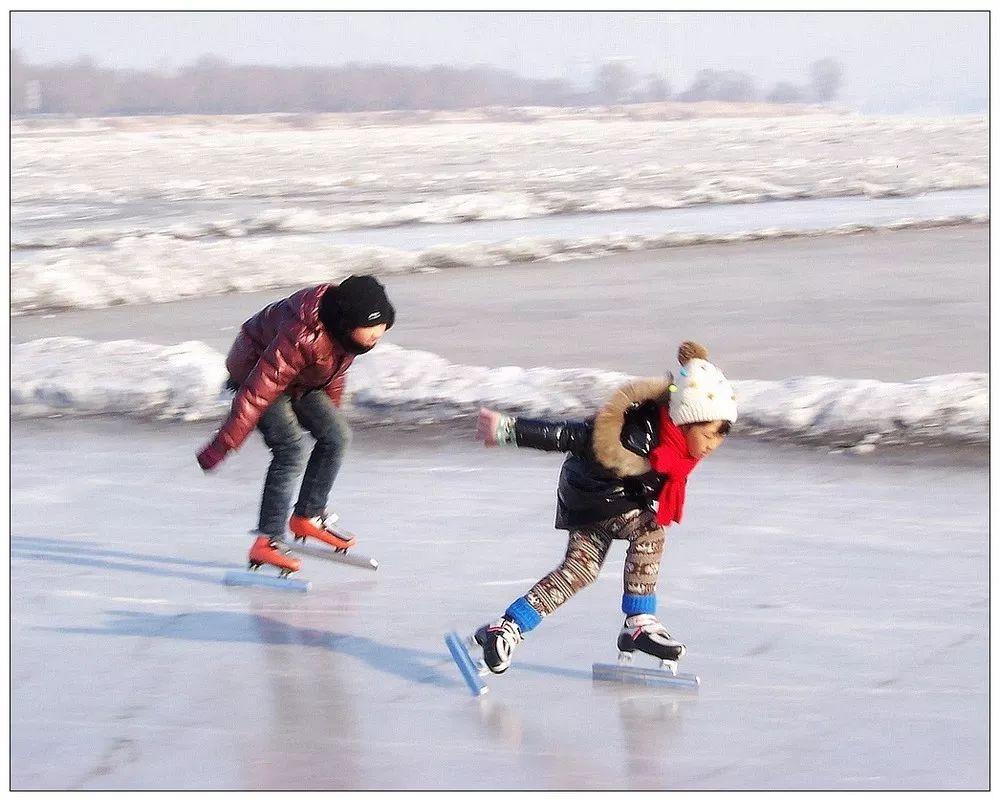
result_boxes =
[320,275,395,333]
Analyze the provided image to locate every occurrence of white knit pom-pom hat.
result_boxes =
[668,341,738,425]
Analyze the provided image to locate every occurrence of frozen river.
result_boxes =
[10,222,988,789]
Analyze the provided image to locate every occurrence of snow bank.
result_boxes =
[10,338,229,421]
[12,337,987,448]
[10,213,986,314]
[11,184,988,250]
[12,111,987,314]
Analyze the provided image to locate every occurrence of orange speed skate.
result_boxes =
[289,513,356,550]
[248,535,302,576]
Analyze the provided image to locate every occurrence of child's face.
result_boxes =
[349,323,387,349]
[681,420,729,459]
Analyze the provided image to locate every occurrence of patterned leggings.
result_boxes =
[525,508,665,618]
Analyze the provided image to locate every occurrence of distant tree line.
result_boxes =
[10,50,844,116]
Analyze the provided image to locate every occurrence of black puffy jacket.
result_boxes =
[513,378,673,530]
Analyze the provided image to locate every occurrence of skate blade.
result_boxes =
[592,662,700,691]
[289,543,379,571]
[464,634,491,676]
[223,570,311,592]
[445,631,490,697]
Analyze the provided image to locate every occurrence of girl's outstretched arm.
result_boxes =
[475,407,591,455]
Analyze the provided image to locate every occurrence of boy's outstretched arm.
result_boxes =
[475,407,591,455]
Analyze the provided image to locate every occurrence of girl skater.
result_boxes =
[471,341,736,673]
[196,275,395,575]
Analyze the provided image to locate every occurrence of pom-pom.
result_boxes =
[677,341,709,365]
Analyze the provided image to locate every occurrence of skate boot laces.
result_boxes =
[249,531,289,549]
[314,512,340,531]
[294,513,341,531]
[491,618,523,661]
[626,614,677,643]
[472,617,524,674]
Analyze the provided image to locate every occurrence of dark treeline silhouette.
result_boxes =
[11,53,582,115]
[10,51,843,116]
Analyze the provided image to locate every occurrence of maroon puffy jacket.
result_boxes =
[207,284,355,458]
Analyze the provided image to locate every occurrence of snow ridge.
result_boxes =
[12,337,987,449]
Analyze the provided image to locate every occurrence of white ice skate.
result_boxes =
[592,615,700,691]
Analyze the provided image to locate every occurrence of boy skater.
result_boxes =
[196,275,395,575]
[472,341,736,673]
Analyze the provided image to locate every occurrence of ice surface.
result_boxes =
[10,421,988,789]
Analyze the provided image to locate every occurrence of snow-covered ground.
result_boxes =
[13,112,986,213]
[9,337,988,449]
[10,209,987,314]
[10,421,988,790]
[11,111,988,314]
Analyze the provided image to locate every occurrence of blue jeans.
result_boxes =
[255,390,352,539]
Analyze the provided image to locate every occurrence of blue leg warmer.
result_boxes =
[505,596,543,633]
[622,593,657,616]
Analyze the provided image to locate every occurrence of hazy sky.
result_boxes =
[11,11,989,112]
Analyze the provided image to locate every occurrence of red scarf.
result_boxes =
[648,406,700,527]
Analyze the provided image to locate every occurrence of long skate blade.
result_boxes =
[445,631,489,697]
[592,663,700,691]
[223,570,311,592]
[288,543,379,571]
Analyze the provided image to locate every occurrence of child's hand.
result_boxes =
[197,442,225,472]
[475,407,502,447]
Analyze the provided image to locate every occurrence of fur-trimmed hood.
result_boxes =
[591,377,672,477]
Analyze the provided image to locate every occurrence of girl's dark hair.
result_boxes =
[718,420,732,435]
